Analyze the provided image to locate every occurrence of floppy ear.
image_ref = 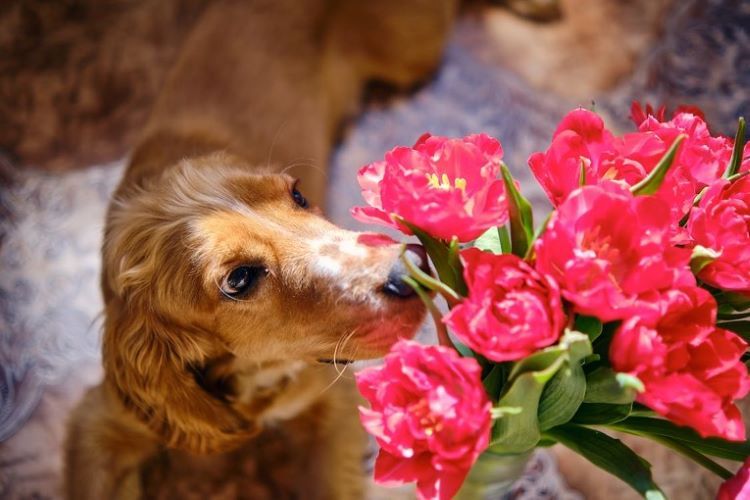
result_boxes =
[102,298,259,453]
[100,187,259,453]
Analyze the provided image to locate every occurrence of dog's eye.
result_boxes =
[291,187,308,208]
[221,266,266,298]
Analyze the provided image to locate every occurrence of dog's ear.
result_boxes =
[102,299,258,453]
[100,188,259,453]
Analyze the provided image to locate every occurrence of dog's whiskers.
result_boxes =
[280,160,327,180]
[333,327,359,376]
[265,119,291,170]
[316,328,359,397]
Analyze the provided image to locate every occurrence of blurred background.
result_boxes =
[1,0,748,498]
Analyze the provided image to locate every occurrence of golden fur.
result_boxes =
[64,1,456,498]
[472,0,671,101]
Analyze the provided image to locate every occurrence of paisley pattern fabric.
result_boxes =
[1,0,748,497]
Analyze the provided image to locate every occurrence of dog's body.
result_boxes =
[64,1,456,498]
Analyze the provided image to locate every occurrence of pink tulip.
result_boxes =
[356,341,491,500]
[687,175,750,296]
[443,249,565,361]
[611,287,749,441]
[534,183,694,322]
[352,133,508,242]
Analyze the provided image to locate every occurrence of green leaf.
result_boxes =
[545,425,665,499]
[616,373,644,392]
[537,437,558,447]
[537,360,587,430]
[717,319,750,342]
[500,163,534,258]
[489,355,565,453]
[483,363,510,401]
[572,403,632,425]
[718,309,750,321]
[579,158,587,187]
[498,225,512,254]
[509,350,565,380]
[631,134,687,196]
[647,434,733,479]
[609,416,750,462]
[561,330,595,363]
[452,339,476,359]
[510,330,592,380]
[584,367,643,404]
[490,331,592,453]
[490,406,523,419]
[473,226,511,255]
[473,226,503,254]
[448,237,462,276]
[628,404,658,418]
[728,171,750,183]
[582,353,601,365]
[690,245,721,275]
[724,116,747,178]
[718,291,750,311]
[574,315,603,342]
[591,321,619,361]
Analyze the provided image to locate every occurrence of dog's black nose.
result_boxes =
[383,244,430,298]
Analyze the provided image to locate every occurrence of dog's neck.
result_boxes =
[106,355,340,455]
[191,356,333,426]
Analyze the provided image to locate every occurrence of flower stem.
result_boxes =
[400,246,460,307]
[401,276,454,348]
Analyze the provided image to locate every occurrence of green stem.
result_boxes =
[524,212,553,261]
[498,225,512,255]
[402,276,453,349]
[400,248,460,307]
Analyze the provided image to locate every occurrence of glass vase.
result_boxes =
[455,450,532,499]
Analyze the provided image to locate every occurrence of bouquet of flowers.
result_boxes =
[351,104,750,499]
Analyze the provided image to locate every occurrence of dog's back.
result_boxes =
[118,0,456,206]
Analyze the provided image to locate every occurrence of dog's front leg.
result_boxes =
[64,384,158,500]
[299,379,369,500]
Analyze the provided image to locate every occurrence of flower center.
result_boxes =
[410,398,444,436]
[577,225,627,289]
[426,173,467,192]
[580,226,618,259]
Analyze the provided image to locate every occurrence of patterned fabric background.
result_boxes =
[1,0,748,497]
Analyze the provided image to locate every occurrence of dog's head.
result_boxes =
[101,153,428,452]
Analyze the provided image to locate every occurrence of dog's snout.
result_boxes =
[382,244,430,298]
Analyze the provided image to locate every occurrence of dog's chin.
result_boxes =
[333,321,425,363]
[313,298,427,364]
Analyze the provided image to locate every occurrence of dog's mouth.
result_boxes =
[317,358,353,365]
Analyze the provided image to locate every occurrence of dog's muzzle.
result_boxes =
[382,244,430,299]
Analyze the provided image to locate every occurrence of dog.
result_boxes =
[64,1,457,498]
